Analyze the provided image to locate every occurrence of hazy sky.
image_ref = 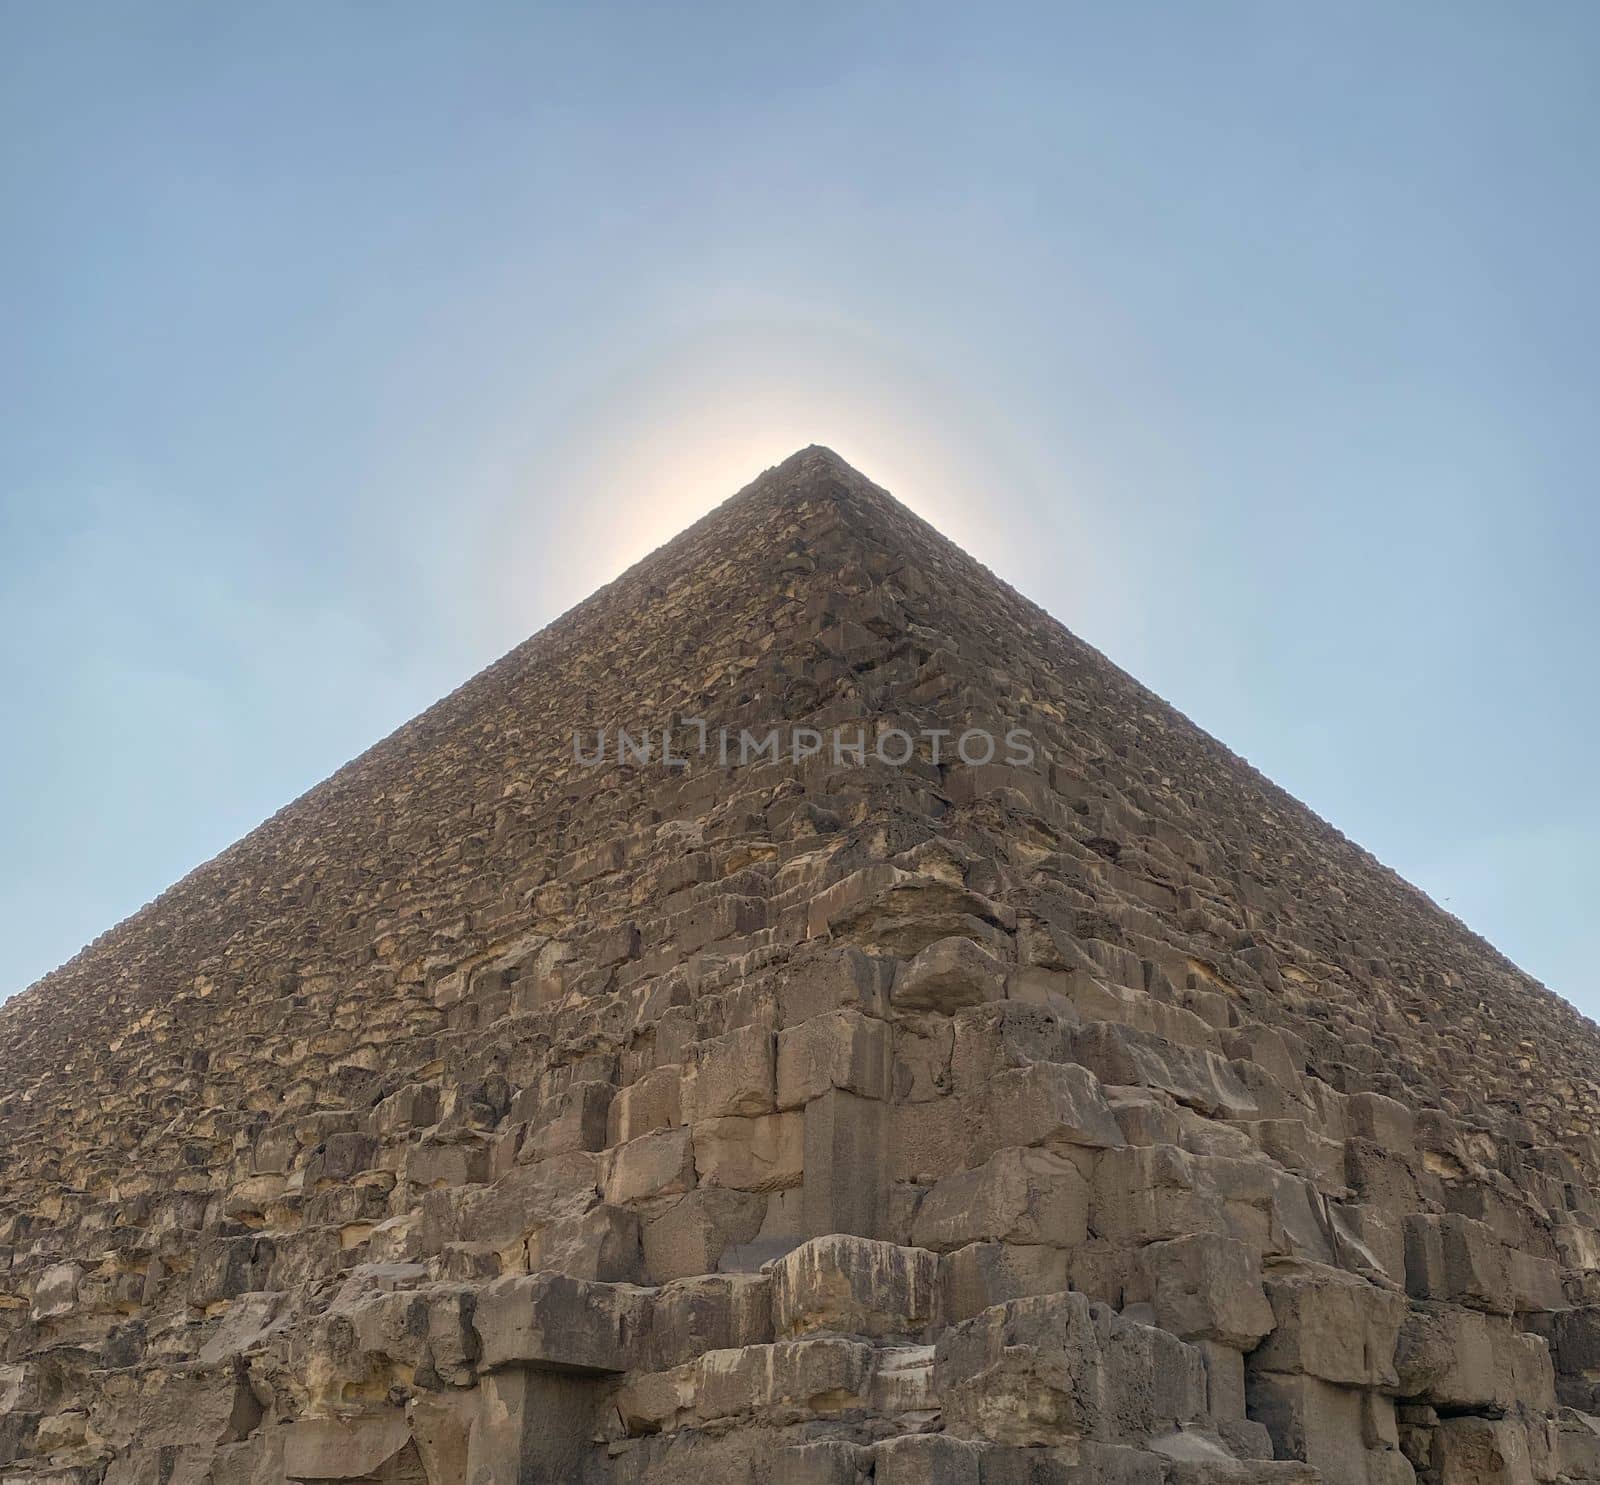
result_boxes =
[3,3,1597,1015]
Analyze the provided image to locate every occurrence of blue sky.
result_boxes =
[3,2,1596,1012]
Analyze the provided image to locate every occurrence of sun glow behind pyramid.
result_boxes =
[481,320,1083,639]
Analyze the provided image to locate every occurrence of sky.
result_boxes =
[2,2,1597,1015]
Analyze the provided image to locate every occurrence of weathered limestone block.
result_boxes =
[973,1440,1168,1484]
[304,1271,478,1396]
[694,1337,875,1422]
[870,1341,937,1415]
[1071,1022,1256,1119]
[776,1010,890,1107]
[771,1234,939,1339]
[942,1241,1071,1322]
[402,1137,491,1192]
[1345,1138,1425,1213]
[522,1080,613,1160]
[1403,1212,1514,1314]
[1347,1092,1416,1159]
[684,1024,777,1121]
[948,1002,1073,1095]
[27,1263,83,1322]
[1110,1088,1186,1149]
[196,1290,288,1363]
[641,1188,767,1281]
[282,1414,412,1480]
[935,1290,1205,1446]
[981,1062,1124,1155]
[1558,1411,1600,1480]
[935,1291,1105,1445]
[648,1271,772,1368]
[1235,1118,1345,1191]
[90,1360,264,1457]
[608,1067,683,1144]
[373,1082,442,1136]
[1394,1303,1555,1414]
[803,1089,888,1239]
[465,1368,604,1484]
[472,1272,650,1373]
[1245,1372,1403,1485]
[1536,1305,1600,1411]
[1222,1024,1304,1090]
[1249,1261,1406,1389]
[1101,1312,1210,1443]
[525,1201,643,1282]
[891,1093,972,1185]
[869,1433,981,1484]
[1137,1233,1275,1350]
[1091,1144,1223,1245]
[615,1363,697,1436]
[693,1111,804,1191]
[776,944,892,1026]
[419,1150,601,1256]
[825,870,1013,957]
[1432,1416,1538,1485]
[1506,1246,1566,1313]
[913,1147,1088,1251]
[188,1236,276,1307]
[892,937,1008,1013]
[605,1129,696,1206]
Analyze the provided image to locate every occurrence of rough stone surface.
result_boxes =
[2,447,1598,1481]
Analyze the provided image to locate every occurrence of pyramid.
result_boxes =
[4,447,1599,1483]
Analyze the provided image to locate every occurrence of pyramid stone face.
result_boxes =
[3,446,1600,1481]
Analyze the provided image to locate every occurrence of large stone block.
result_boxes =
[912,1147,1088,1252]
[1091,1144,1223,1245]
[525,1201,644,1283]
[935,1291,1107,1445]
[282,1414,412,1480]
[608,1068,683,1145]
[1245,1372,1386,1485]
[693,1111,804,1192]
[1139,1233,1275,1350]
[1346,1093,1416,1159]
[1433,1416,1537,1485]
[935,1290,1204,1447]
[948,1002,1073,1095]
[1249,1261,1406,1389]
[1403,1213,1514,1314]
[522,1079,614,1160]
[472,1272,651,1374]
[695,1338,876,1422]
[1395,1305,1516,1408]
[941,1241,1071,1323]
[684,1024,778,1121]
[642,1188,767,1281]
[982,1062,1124,1154]
[892,937,1008,1013]
[777,1010,890,1108]
[770,1234,939,1340]
[870,1433,982,1484]
[605,1129,696,1206]
[1071,1022,1256,1119]
[803,1089,888,1238]
[649,1271,773,1369]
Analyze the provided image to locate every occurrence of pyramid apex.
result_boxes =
[767,443,870,482]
